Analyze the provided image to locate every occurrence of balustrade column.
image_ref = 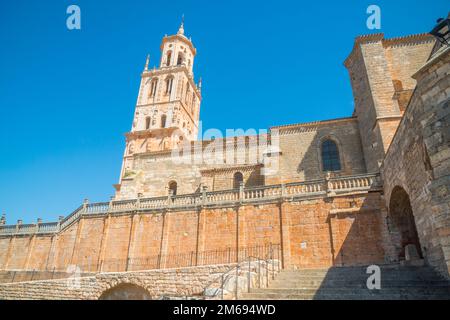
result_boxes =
[82,199,89,213]
[201,186,208,205]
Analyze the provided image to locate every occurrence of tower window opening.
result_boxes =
[321,139,341,172]
[177,53,184,66]
[168,181,177,196]
[161,114,167,128]
[165,77,174,95]
[145,117,151,129]
[149,78,158,97]
[233,172,244,189]
[166,51,172,66]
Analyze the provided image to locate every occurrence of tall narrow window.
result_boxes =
[185,83,190,103]
[233,172,244,189]
[149,78,158,97]
[166,51,172,66]
[165,77,174,95]
[161,114,167,128]
[177,53,184,66]
[321,140,341,172]
[145,117,151,129]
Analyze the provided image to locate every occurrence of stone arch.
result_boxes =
[317,135,344,174]
[233,171,244,189]
[388,186,423,260]
[168,180,177,196]
[98,283,152,300]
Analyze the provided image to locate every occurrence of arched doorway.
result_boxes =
[168,181,177,196]
[99,283,152,300]
[388,186,423,260]
[233,172,243,189]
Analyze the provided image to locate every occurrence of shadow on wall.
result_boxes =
[313,186,425,299]
[297,127,355,182]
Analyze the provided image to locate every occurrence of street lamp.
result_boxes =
[430,16,450,46]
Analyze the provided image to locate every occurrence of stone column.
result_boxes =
[126,213,140,271]
[70,217,85,268]
[279,201,292,269]
[159,211,171,268]
[97,214,111,272]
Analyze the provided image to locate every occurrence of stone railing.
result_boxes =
[0,173,381,236]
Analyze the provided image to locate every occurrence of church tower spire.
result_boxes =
[177,15,185,35]
[115,22,202,197]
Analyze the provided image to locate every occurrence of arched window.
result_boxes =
[145,116,151,129]
[166,51,172,66]
[177,53,184,66]
[161,114,167,128]
[192,93,196,112]
[149,78,158,97]
[185,84,190,103]
[165,76,174,95]
[168,181,177,196]
[233,172,244,189]
[321,139,341,172]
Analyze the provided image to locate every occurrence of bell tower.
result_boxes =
[115,20,202,197]
[134,19,201,140]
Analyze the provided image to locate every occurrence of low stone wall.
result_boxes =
[0,270,95,284]
[0,264,234,300]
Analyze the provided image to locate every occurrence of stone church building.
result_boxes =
[0,20,449,283]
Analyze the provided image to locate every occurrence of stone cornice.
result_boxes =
[344,33,384,67]
[200,164,263,176]
[382,33,434,48]
[344,33,434,68]
[141,66,201,100]
[161,34,197,55]
[125,127,180,140]
[271,117,358,134]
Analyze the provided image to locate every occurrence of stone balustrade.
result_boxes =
[0,173,381,236]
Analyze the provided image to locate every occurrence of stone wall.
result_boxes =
[382,46,450,277]
[0,191,389,273]
[117,117,368,199]
[0,264,233,300]
[345,34,435,173]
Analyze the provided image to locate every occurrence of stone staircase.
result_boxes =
[240,264,450,300]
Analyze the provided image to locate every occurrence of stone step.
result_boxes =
[269,279,450,288]
[273,276,444,283]
[239,264,450,300]
[279,267,439,276]
[240,292,450,300]
[247,287,450,295]
[272,274,446,281]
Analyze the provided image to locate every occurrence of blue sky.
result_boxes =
[0,0,447,224]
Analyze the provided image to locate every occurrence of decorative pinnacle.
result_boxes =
[144,54,150,71]
[177,14,185,35]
